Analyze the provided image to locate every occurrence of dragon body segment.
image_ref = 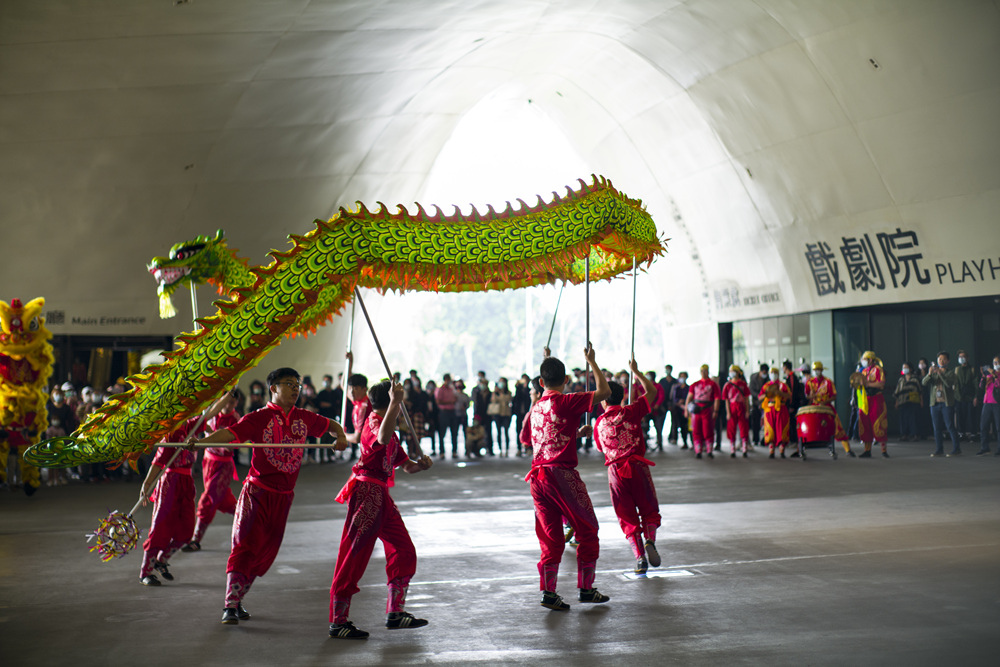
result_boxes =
[26,176,663,469]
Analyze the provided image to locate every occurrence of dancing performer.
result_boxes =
[856,350,888,458]
[721,364,751,458]
[139,393,231,585]
[328,380,433,639]
[686,365,721,459]
[187,367,346,625]
[759,367,791,458]
[526,345,611,612]
[183,392,240,552]
[804,361,855,457]
[593,359,662,575]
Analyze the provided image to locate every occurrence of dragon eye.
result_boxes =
[175,250,186,260]
[29,318,39,331]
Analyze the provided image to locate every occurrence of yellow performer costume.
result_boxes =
[0,298,54,495]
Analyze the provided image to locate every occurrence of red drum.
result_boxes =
[796,405,835,443]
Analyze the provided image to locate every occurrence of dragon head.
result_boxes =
[148,230,227,318]
[0,297,52,359]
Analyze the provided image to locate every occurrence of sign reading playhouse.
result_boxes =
[804,227,1000,298]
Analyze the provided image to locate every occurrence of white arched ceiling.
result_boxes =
[2,0,998,372]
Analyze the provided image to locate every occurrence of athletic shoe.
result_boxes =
[858,451,871,458]
[846,451,857,458]
[541,591,570,611]
[730,452,736,458]
[579,588,610,604]
[152,560,174,581]
[386,611,428,629]
[329,621,369,639]
[563,525,575,543]
[634,556,648,574]
[237,604,251,620]
[140,575,161,586]
[221,608,239,625]
[882,451,890,459]
[742,451,748,458]
[181,541,201,553]
[696,452,702,459]
[645,540,661,568]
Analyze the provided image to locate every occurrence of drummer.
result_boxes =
[804,362,855,458]
[759,367,791,458]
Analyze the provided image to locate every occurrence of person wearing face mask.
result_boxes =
[915,358,932,439]
[721,365,751,457]
[803,361,854,457]
[855,350,889,458]
[247,380,267,413]
[668,373,690,449]
[759,368,791,457]
[953,349,979,441]
[922,351,961,456]
[44,388,74,486]
[471,371,494,455]
[685,365,721,459]
[976,356,1000,455]
[893,362,923,442]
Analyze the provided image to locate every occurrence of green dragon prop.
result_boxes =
[25,176,663,468]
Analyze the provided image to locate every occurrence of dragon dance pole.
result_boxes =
[585,255,591,427]
[545,282,565,352]
[340,300,356,427]
[352,287,424,459]
[189,283,200,327]
[628,256,637,404]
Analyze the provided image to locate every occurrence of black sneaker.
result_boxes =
[221,608,239,625]
[882,451,890,459]
[644,540,661,568]
[152,560,174,581]
[730,452,736,458]
[237,604,251,620]
[181,541,201,553]
[386,611,428,629]
[634,556,648,574]
[579,588,610,604]
[707,452,714,459]
[140,574,161,586]
[541,591,570,611]
[696,452,702,459]
[858,451,872,458]
[329,621,369,639]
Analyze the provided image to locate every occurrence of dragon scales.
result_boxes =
[25,176,664,468]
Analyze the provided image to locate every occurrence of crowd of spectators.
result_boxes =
[4,347,998,491]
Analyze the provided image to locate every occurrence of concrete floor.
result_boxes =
[2,439,999,666]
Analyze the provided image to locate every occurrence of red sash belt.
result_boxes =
[611,455,655,479]
[525,464,572,483]
[247,476,293,495]
[204,450,240,480]
[165,467,192,476]
[335,473,389,504]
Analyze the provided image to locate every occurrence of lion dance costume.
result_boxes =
[0,298,54,495]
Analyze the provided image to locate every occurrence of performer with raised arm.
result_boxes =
[328,380,433,639]
[526,344,611,612]
[593,358,662,575]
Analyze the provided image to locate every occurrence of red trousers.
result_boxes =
[608,460,660,558]
[727,408,750,452]
[762,409,789,447]
[193,455,237,543]
[691,411,715,454]
[227,482,293,578]
[141,471,195,575]
[329,481,416,623]
[529,466,599,591]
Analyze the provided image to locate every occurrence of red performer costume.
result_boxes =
[186,405,241,550]
[686,365,721,457]
[593,361,662,574]
[857,351,888,457]
[759,369,791,457]
[804,362,853,456]
[187,369,345,626]
[722,367,751,456]
[329,380,432,639]
[527,347,611,611]
[139,416,204,585]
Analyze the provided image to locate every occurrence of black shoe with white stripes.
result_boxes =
[541,591,570,611]
[579,588,610,603]
[329,621,369,639]
[386,611,428,629]
[644,540,661,568]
